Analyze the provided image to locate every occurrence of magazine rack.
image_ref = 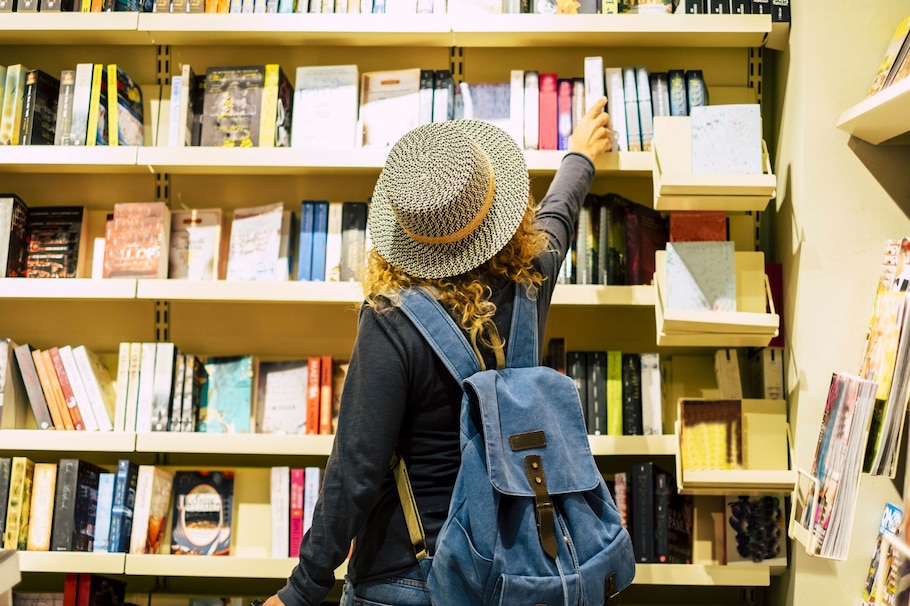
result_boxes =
[651,116,777,212]
[787,467,860,562]
[654,250,780,347]
[673,398,795,495]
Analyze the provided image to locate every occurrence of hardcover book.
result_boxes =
[53,70,76,146]
[258,63,293,148]
[11,343,54,430]
[0,338,30,431]
[201,356,255,434]
[107,458,139,553]
[107,65,145,146]
[50,459,106,552]
[201,65,267,147]
[0,194,29,278]
[19,69,60,146]
[103,202,171,279]
[359,68,421,148]
[129,465,174,554]
[3,456,35,550]
[71,345,117,432]
[256,359,309,435]
[0,65,29,147]
[690,104,763,176]
[92,472,115,553]
[24,205,89,279]
[168,208,225,280]
[226,202,283,282]
[170,470,235,555]
[339,201,368,282]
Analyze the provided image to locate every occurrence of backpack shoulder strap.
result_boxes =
[505,283,539,369]
[396,287,481,384]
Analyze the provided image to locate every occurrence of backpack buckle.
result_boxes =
[524,454,558,559]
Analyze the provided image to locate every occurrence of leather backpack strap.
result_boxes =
[389,451,429,561]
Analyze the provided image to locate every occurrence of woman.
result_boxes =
[266,96,612,606]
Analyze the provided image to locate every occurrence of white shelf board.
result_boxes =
[136,432,335,456]
[0,146,142,174]
[0,12,143,45]
[588,434,676,456]
[448,13,771,47]
[125,555,298,578]
[632,563,770,586]
[525,150,652,175]
[0,430,136,453]
[138,13,454,46]
[551,284,655,307]
[18,552,125,575]
[136,279,363,303]
[137,146,389,175]
[679,469,797,495]
[836,76,910,145]
[0,551,20,594]
[0,278,137,300]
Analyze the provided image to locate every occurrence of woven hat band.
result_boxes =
[402,159,495,245]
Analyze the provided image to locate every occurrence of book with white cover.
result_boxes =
[605,67,627,152]
[169,208,224,280]
[257,360,308,434]
[72,344,116,432]
[690,104,763,175]
[665,241,737,312]
[57,345,99,431]
[292,65,359,150]
[226,202,284,282]
[359,68,421,148]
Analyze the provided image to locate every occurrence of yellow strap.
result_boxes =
[391,452,429,560]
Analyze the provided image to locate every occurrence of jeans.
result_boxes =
[339,558,433,606]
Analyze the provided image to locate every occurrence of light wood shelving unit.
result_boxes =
[0,12,791,603]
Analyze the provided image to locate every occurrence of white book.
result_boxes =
[690,104,763,175]
[69,63,94,147]
[227,202,284,282]
[186,224,222,281]
[270,466,290,558]
[166,75,183,147]
[123,342,144,432]
[604,67,627,152]
[92,472,116,552]
[169,208,224,279]
[323,201,344,282]
[522,71,539,151]
[635,66,654,152]
[57,345,99,431]
[113,341,132,432]
[129,465,155,554]
[73,344,116,433]
[150,342,176,432]
[359,68,421,148]
[0,338,29,431]
[129,465,173,555]
[583,56,605,112]
[134,342,159,433]
[639,353,662,436]
[665,241,737,312]
[509,69,524,147]
[622,67,642,152]
[92,237,106,279]
[303,466,321,533]
[291,65,359,150]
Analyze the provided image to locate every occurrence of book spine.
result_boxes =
[258,64,280,147]
[639,352,663,435]
[2,457,26,549]
[85,64,104,147]
[167,353,186,431]
[605,67,627,152]
[129,465,154,554]
[586,351,606,436]
[303,467,321,533]
[606,350,623,436]
[113,342,132,432]
[0,458,11,538]
[537,72,558,151]
[556,78,573,151]
[13,344,54,429]
[566,351,588,429]
[654,473,671,563]
[33,349,73,430]
[522,71,539,150]
[631,462,655,563]
[319,354,333,435]
[323,201,343,282]
[25,462,56,551]
[69,63,94,146]
[621,353,643,436]
[622,67,642,152]
[50,459,78,551]
[108,459,138,553]
[310,201,329,281]
[92,472,116,552]
[48,347,89,431]
[18,69,37,146]
[73,463,102,551]
[509,69,524,147]
[667,70,687,117]
[58,346,100,432]
[72,345,115,432]
[271,466,290,558]
[306,357,321,434]
[150,342,176,432]
[289,467,304,556]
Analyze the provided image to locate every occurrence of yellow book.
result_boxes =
[869,15,910,95]
[3,457,35,550]
[107,63,119,147]
[25,462,57,552]
[258,64,280,148]
[85,64,105,147]
[606,350,623,436]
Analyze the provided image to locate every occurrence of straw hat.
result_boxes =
[368,119,530,280]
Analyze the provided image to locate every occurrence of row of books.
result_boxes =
[0,195,370,283]
[0,63,144,147]
[3,338,348,437]
[0,0,791,15]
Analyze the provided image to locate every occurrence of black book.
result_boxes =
[770,0,788,21]
[19,70,61,146]
[630,461,671,563]
[730,0,749,13]
[0,458,11,538]
[654,472,694,563]
[1,194,29,278]
[751,0,769,14]
[566,351,589,431]
[621,353,643,436]
[587,351,607,436]
[51,459,106,551]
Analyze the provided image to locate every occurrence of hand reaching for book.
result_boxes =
[568,96,612,163]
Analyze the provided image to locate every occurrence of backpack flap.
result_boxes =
[464,366,601,497]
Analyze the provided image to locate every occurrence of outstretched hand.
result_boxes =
[262,595,285,606]
[567,97,612,163]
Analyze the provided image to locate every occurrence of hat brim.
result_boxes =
[368,120,530,280]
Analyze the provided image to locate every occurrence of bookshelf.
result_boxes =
[836,75,910,145]
[0,12,791,605]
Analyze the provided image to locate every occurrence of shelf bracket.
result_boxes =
[156,44,172,203]
[155,300,170,343]
[450,46,464,85]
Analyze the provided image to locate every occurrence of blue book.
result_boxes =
[310,200,329,281]
[108,459,139,553]
[296,201,316,281]
[201,356,254,434]
[92,472,116,553]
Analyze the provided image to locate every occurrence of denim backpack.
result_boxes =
[394,284,636,606]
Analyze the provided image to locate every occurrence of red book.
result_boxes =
[538,73,559,151]
[766,261,785,347]
[668,211,727,242]
[289,467,305,557]
[319,355,333,435]
[306,357,321,435]
[48,347,87,431]
[63,572,79,606]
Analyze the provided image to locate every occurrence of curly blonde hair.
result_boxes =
[362,195,549,356]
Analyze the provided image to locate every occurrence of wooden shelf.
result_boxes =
[551,284,655,307]
[137,146,390,176]
[135,432,335,456]
[0,551,20,595]
[0,430,136,453]
[836,76,910,145]
[678,469,797,495]
[0,146,142,174]
[135,279,363,303]
[526,150,652,176]
[18,552,125,575]
[632,563,771,586]
[125,554,297,578]
[588,434,676,456]
[0,278,137,300]
[0,12,143,45]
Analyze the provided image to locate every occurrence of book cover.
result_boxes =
[72,345,117,432]
[107,458,139,553]
[624,201,667,286]
[68,63,94,147]
[19,69,60,146]
[667,69,687,117]
[291,65,359,150]
[103,202,171,279]
[11,343,54,430]
[630,461,669,563]
[171,64,197,147]
[256,359,309,435]
[460,81,512,134]
[3,457,35,550]
[168,208,224,280]
[170,470,234,555]
[869,16,910,95]
[25,462,57,551]
[621,353,643,436]
[669,210,727,242]
[0,338,30,431]
[339,201,368,282]
[129,465,174,554]
[657,473,693,564]
[862,502,903,604]
[0,65,28,146]
[258,64,293,148]
[201,356,254,434]
[92,472,116,553]
[24,205,89,279]
[201,65,267,147]
[226,202,284,282]
[665,241,737,312]
[690,104,763,175]
[649,72,670,117]
[679,399,742,471]
[0,194,29,277]
[75,574,127,606]
[50,459,105,552]
[107,65,144,146]
[359,68,421,148]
